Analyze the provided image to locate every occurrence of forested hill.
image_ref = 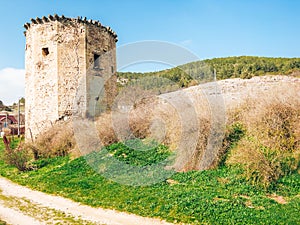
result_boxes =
[0,100,12,112]
[117,56,300,88]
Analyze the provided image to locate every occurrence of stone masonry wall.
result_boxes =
[57,21,86,118]
[85,24,117,117]
[25,21,59,140]
[24,15,118,140]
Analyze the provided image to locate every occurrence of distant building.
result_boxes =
[0,114,25,135]
[0,114,17,129]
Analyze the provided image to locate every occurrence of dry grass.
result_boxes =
[94,88,216,171]
[95,112,118,146]
[26,121,76,159]
[226,84,300,187]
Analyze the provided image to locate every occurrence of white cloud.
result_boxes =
[0,68,25,105]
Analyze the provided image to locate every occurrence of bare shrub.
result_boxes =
[257,103,299,151]
[27,121,76,159]
[228,138,280,186]
[96,88,216,171]
[95,112,118,146]
[183,117,211,171]
[2,136,31,171]
[128,97,156,140]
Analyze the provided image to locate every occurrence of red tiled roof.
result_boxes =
[0,115,18,124]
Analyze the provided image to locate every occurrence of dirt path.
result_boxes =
[0,177,173,225]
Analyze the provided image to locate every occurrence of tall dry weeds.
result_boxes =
[226,83,300,187]
[26,121,76,159]
[95,88,216,171]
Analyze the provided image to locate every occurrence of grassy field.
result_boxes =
[0,138,299,224]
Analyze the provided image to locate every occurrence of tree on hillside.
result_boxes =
[19,97,25,104]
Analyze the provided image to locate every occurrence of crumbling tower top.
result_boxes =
[23,14,118,42]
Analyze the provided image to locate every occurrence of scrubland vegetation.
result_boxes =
[0,56,299,224]
[1,84,299,224]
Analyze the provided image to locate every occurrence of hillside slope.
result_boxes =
[118,56,300,88]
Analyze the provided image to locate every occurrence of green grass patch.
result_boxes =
[0,220,7,225]
[104,139,172,166]
[0,138,299,224]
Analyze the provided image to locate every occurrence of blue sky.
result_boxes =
[0,0,299,104]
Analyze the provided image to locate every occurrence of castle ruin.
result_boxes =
[24,15,118,140]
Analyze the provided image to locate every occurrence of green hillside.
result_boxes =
[117,56,300,89]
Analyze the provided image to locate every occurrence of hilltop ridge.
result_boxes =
[118,56,300,88]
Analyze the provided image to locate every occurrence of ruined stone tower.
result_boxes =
[24,15,118,140]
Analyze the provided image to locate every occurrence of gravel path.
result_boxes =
[0,177,173,225]
[0,204,41,225]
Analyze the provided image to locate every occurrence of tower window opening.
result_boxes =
[94,54,100,69]
[42,47,49,56]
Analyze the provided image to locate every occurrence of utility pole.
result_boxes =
[214,68,217,82]
[5,113,8,128]
[18,98,20,137]
[214,68,217,95]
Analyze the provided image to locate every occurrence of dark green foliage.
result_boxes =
[219,123,246,166]
[105,139,171,166]
[118,56,300,89]
[84,139,175,186]
[0,100,12,111]
[0,106,12,112]
[19,97,25,104]
[226,123,246,145]
[203,56,300,79]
